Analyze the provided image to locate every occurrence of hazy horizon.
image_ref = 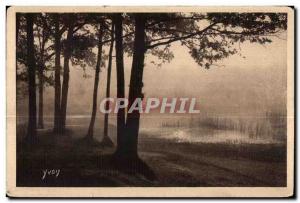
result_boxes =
[17,33,287,119]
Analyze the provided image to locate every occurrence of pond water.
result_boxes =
[19,115,284,145]
[141,127,283,144]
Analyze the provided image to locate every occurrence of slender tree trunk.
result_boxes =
[116,14,146,159]
[25,13,37,142]
[60,18,74,134]
[86,24,104,139]
[38,32,46,129]
[53,14,62,133]
[37,65,44,128]
[102,22,114,146]
[114,14,126,155]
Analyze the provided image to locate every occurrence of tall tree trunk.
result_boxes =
[119,14,146,158]
[114,14,126,155]
[38,33,46,129]
[60,18,74,134]
[25,13,37,142]
[53,14,62,133]
[37,65,44,128]
[102,22,114,146]
[86,24,104,139]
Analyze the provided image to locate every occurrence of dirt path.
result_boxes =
[139,138,286,186]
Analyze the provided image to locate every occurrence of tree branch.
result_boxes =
[147,22,217,49]
[146,15,206,28]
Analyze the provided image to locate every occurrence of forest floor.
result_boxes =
[16,125,286,187]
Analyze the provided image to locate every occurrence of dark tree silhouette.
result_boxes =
[86,22,105,139]
[53,14,62,134]
[57,14,96,134]
[16,14,56,130]
[114,14,126,156]
[120,14,146,159]
[35,14,53,129]
[25,13,37,142]
[117,12,287,161]
[60,15,74,134]
[102,21,115,146]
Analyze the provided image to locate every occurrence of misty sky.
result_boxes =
[20,32,287,119]
[65,33,286,116]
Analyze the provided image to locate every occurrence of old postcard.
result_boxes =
[6,6,294,198]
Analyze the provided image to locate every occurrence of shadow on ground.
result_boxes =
[17,129,157,187]
[17,127,287,187]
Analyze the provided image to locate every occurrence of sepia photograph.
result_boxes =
[6,6,294,197]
